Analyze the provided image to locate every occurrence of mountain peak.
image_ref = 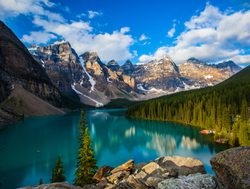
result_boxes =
[107,59,118,66]
[213,60,241,73]
[186,57,206,65]
[82,51,101,63]
[107,60,120,71]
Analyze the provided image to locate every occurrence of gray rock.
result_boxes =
[145,176,163,187]
[157,173,217,189]
[210,146,250,189]
[156,156,206,176]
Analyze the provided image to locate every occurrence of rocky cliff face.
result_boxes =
[133,56,184,94]
[0,21,64,127]
[212,60,242,74]
[179,58,233,87]
[28,41,241,107]
[30,41,90,93]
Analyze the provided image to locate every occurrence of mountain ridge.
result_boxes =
[28,40,242,107]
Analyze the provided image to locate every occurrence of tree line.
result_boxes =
[126,66,250,146]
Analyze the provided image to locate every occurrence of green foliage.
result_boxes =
[51,157,66,183]
[74,112,98,186]
[126,66,250,146]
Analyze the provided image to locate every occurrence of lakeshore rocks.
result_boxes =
[103,156,207,188]
[156,156,206,176]
[21,148,250,189]
[210,146,250,189]
[111,160,134,174]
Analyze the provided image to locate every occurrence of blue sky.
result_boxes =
[1,0,250,65]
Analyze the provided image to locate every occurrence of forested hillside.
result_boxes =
[126,66,250,146]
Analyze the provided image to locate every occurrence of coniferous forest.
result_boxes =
[126,66,250,146]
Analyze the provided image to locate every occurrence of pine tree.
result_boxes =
[39,178,43,185]
[74,118,97,186]
[51,157,66,183]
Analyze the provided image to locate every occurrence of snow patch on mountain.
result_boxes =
[79,57,96,92]
[204,75,213,79]
[71,83,103,107]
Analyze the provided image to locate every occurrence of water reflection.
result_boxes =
[0,109,228,189]
[87,109,228,171]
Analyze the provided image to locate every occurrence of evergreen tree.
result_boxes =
[74,117,97,186]
[39,178,43,185]
[51,157,66,183]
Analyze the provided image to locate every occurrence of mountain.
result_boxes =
[121,60,135,75]
[0,21,64,127]
[28,42,242,107]
[126,66,250,146]
[107,59,121,72]
[179,57,233,86]
[29,41,91,95]
[212,60,241,74]
[133,56,184,95]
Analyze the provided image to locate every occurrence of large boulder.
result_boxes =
[156,156,206,176]
[210,146,250,189]
[111,160,134,174]
[157,173,216,189]
[142,162,163,174]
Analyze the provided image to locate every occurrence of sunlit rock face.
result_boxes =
[29,41,90,92]
[133,56,183,92]
[179,58,239,87]
[28,40,241,106]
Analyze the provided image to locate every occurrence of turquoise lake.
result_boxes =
[0,109,228,189]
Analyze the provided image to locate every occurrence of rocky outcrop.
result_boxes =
[0,21,64,127]
[92,156,207,188]
[210,146,250,189]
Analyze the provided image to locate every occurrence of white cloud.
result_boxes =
[139,34,149,41]
[120,27,130,34]
[167,24,176,38]
[22,31,57,44]
[88,10,102,19]
[3,0,134,62]
[23,16,135,61]
[139,3,250,64]
[231,55,250,64]
[0,0,64,21]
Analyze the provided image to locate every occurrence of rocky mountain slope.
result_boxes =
[30,42,140,107]
[0,21,65,127]
[28,42,241,107]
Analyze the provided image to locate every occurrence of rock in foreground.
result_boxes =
[157,173,216,189]
[210,146,250,189]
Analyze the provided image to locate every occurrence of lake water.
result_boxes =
[0,109,228,189]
